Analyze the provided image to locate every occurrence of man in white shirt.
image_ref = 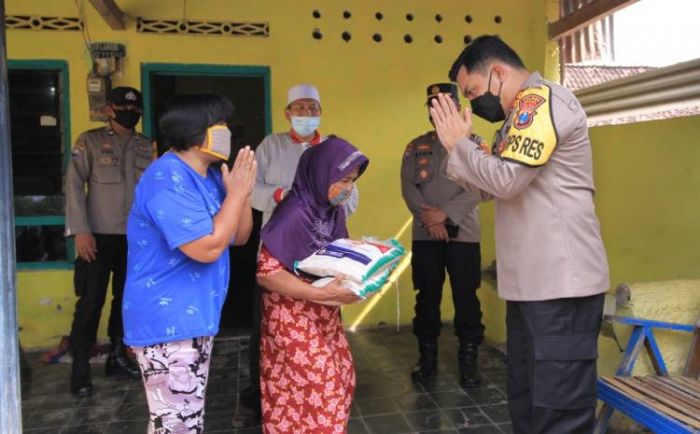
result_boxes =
[252,84,358,225]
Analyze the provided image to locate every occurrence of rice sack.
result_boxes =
[295,238,405,283]
[311,266,393,305]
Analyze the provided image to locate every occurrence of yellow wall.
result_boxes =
[475,115,700,344]
[8,0,549,348]
[590,114,700,371]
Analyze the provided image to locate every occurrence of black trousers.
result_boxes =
[69,234,127,358]
[240,283,263,411]
[411,240,484,343]
[506,293,605,434]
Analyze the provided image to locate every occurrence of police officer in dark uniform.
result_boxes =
[400,83,485,388]
[65,87,154,397]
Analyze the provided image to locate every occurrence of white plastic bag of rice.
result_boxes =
[295,237,405,283]
[311,266,393,305]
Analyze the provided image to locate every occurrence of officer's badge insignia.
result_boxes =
[403,143,413,158]
[513,94,545,130]
[419,169,428,179]
[125,91,137,101]
[72,140,86,156]
[430,85,440,95]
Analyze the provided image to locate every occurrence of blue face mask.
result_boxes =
[291,116,320,137]
[329,188,351,206]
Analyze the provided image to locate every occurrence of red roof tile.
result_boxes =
[564,64,655,92]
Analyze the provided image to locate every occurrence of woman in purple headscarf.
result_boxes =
[256,136,369,433]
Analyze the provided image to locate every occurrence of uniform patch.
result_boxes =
[418,157,429,166]
[100,143,114,153]
[99,156,119,166]
[403,143,414,158]
[513,94,545,130]
[72,139,86,156]
[499,85,557,167]
[417,144,431,151]
[419,169,428,179]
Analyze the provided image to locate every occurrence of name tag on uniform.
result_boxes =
[100,143,114,154]
[99,156,119,166]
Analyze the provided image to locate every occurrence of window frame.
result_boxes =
[9,59,74,270]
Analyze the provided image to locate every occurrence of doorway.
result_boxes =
[141,63,271,336]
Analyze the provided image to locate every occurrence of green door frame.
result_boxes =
[140,63,272,140]
[8,59,74,269]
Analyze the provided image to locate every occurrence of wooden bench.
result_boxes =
[594,315,700,434]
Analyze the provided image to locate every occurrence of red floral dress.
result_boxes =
[257,246,356,434]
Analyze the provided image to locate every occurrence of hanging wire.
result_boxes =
[182,0,188,23]
[74,0,93,57]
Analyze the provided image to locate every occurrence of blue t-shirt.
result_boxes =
[123,152,230,347]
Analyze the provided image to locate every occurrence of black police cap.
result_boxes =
[426,83,459,102]
[107,87,142,106]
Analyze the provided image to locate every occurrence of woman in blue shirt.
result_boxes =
[122,93,256,433]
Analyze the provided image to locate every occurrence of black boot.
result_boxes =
[71,353,93,398]
[105,341,141,379]
[458,341,480,388]
[411,339,438,382]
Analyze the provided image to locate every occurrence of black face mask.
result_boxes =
[113,109,141,129]
[471,71,505,123]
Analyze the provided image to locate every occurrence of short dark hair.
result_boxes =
[448,35,526,81]
[159,93,234,152]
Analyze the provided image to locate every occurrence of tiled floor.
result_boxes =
[17,326,546,433]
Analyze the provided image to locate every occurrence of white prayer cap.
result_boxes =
[287,84,321,106]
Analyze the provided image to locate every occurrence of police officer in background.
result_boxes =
[65,87,154,397]
[430,35,609,433]
[401,83,484,388]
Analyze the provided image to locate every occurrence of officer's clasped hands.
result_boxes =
[430,93,473,154]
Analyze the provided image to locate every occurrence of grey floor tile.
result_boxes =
[66,405,115,426]
[104,420,148,434]
[22,408,75,430]
[347,418,370,434]
[479,404,510,424]
[429,390,476,409]
[19,327,513,434]
[463,387,508,406]
[497,422,513,434]
[393,392,438,412]
[111,402,150,422]
[443,406,491,429]
[355,396,401,416]
[404,410,454,432]
[61,423,107,434]
[363,413,412,434]
[457,425,504,433]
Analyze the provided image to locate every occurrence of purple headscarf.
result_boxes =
[261,136,369,270]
